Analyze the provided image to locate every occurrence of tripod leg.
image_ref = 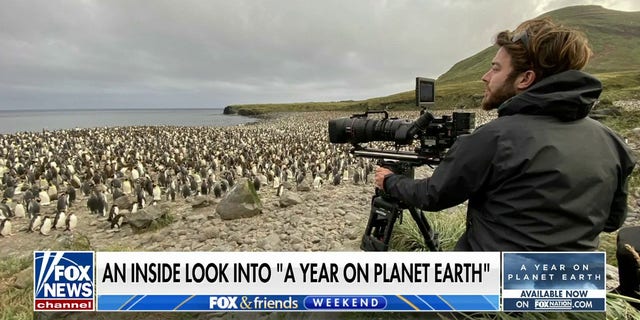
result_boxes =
[407,207,440,251]
[361,195,402,251]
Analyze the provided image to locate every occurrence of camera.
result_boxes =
[327,77,476,252]
[328,77,475,165]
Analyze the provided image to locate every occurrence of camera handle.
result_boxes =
[360,160,440,252]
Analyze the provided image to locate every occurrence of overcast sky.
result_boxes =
[1,0,638,110]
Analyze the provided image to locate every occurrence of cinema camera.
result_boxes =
[328,77,475,252]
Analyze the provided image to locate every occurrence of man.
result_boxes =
[375,17,636,251]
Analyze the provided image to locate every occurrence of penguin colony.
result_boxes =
[0,110,489,238]
[0,112,378,237]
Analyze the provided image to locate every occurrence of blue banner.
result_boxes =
[97,294,500,311]
[502,252,606,312]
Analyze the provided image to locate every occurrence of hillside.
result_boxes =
[226,5,640,114]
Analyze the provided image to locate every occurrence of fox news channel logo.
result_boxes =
[34,251,95,311]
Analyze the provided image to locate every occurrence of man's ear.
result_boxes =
[516,70,536,90]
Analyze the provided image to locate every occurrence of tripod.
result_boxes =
[360,160,440,252]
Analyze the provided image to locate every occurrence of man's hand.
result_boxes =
[375,167,394,190]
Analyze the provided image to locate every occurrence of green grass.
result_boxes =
[0,256,33,320]
[600,109,640,193]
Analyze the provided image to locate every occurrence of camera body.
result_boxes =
[327,77,476,252]
[328,77,475,165]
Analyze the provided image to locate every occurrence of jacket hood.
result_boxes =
[497,70,602,121]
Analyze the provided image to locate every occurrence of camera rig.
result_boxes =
[328,77,475,252]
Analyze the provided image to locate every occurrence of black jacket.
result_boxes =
[384,70,636,251]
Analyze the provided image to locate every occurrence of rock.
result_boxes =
[186,214,205,221]
[216,178,263,220]
[279,191,303,207]
[258,233,282,250]
[114,194,136,211]
[223,106,237,115]
[199,227,220,241]
[296,181,311,192]
[191,196,211,209]
[282,181,294,190]
[13,267,33,289]
[344,212,360,225]
[128,205,170,233]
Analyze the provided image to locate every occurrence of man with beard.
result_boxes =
[375,17,636,251]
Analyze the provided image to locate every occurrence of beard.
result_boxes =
[481,77,517,111]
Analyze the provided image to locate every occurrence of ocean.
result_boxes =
[0,108,258,134]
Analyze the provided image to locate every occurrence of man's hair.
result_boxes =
[495,17,592,82]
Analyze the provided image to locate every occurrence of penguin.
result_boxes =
[137,188,146,209]
[38,190,51,206]
[152,184,162,201]
[200,180,209,195]
[112,187,124,200]
[220,179,229,193]
[28,198,41,219]
[0,219,12,237]
[361,166,368,183]
[296,172,305,185]
[65,212,77,232]
[29,214,43,232]
[56,192,69,213]
[139,196,146,209]
[81,180,93,197]
[66,185,76,206]
[213,183,222,198]
[131,202,139,214]
[333,174,341,186]
[53,210,66,230]
[253,176,261,192]
[23,189,34,207]
[0,199,12,218]
[111,213,126,229]
[108,204,119,222]
[224,174,234,188]
[168,186,176,201]
[312,176,323,189]
[342,168,349,181]
[40,216,52,235]
[3,186,15,200]
[273,176,281,189]
[181,183,191,198]
[353,169,361,185]
[276,184,285,197]
[87,192,101,215]
[122,178,132,195]
[14,203,25,218]
[47,183,58,201]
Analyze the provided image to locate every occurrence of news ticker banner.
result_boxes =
[502,252,606,312]
[34,251,501,312]
[33,250,606,312]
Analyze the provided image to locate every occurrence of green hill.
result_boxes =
[226,5,640,115]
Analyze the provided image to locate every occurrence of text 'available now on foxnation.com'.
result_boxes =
[33,251,606,312]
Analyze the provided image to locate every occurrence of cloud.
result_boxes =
[0,0,637,109]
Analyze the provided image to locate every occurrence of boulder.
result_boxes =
[192,195,212,209]
[114,194,137,211]
[128,204,170,233]
[279,191,303,207]
[216,178,262,220]
[296,181,311,192]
